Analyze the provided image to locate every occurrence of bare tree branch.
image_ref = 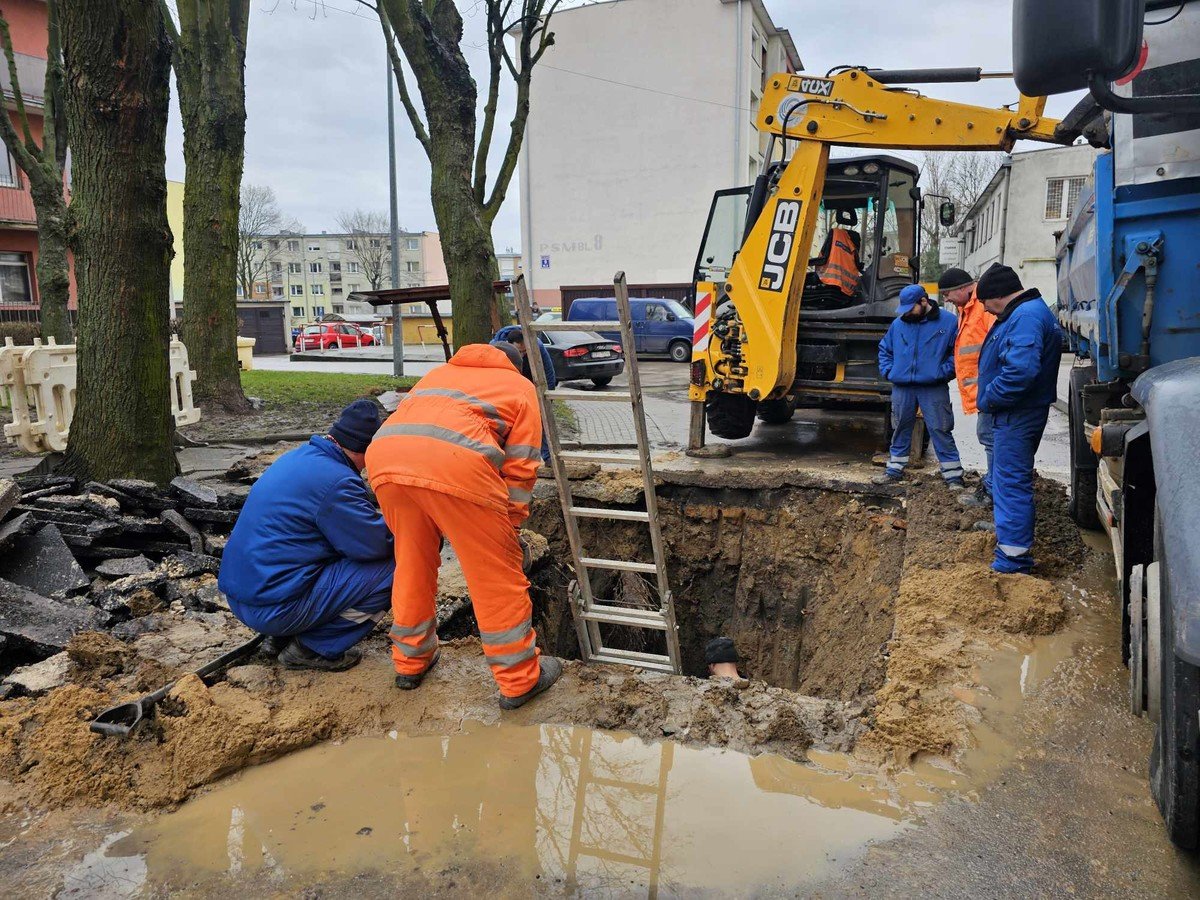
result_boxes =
[0,13,38,160]
[378,5,430,153]
[336,208,392,291]
[237,184,292,298]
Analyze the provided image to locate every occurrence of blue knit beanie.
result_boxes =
[330,399,381,453]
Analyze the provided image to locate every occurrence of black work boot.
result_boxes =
[499,656,563,710]
[278,639,362,672]
[260,634,289,658]
[394,649,441,690]
[958,484,993,508]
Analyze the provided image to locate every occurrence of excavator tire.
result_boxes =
[705,392,757,439]
[756,397,796,425]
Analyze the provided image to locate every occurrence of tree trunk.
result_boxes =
[178,104,249,411]
[59,0,177,484]
[30,182,72,343]
[175,3,250,412]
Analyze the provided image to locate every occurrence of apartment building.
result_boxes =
[957,144,1100,302]
[517,0,800,308]
[241,230,442,327]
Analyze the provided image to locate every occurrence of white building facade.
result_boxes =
[957,144,1100,302]
[518,0,799,308]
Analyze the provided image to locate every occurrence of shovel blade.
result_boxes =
[88,699,150,738]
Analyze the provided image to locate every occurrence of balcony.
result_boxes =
[0,184,37,227]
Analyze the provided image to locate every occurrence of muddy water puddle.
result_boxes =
[77,723,922,897]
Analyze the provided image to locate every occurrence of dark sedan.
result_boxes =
[540,330,625,387]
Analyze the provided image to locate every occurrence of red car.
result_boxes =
[294,323,377,351]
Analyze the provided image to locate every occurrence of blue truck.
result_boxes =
[1015,0,1200,849]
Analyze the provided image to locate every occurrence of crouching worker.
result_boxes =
[366,342,563,709]
[218,400,393,670]
[874,284,964,488]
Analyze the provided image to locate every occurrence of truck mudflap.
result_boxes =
[1132,357,1200,665]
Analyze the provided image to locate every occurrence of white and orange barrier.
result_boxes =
[1,336,200,454]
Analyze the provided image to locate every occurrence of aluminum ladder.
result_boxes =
[513,271,682,675]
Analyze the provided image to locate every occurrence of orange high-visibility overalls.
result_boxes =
[816,227,861,296]
[366,344,544,698]
[953,288,996,415]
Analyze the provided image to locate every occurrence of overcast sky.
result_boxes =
[164,0,1084,250]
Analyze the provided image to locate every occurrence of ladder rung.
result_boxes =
[581,603,668,630]
[545,389,631,402]
[532,320,620,332]
[570,506,650,522]
[591,648,676,674]
[581,557,658,574]
[559,450,641,465]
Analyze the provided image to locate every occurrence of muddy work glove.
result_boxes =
[519,532,533,573]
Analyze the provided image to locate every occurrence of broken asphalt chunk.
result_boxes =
[161,509,204,553]
[0,511,37,551]
[14,474,76,492]
[1,652,70,697]
[0,524,91,597]
[0,477,19,519]
[181,507,238,525]
[95,555,154,578]
[170,476,219,508]
[160,551,221,579]
[0,577,105,657]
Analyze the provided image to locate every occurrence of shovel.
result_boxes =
[89,633,265,738]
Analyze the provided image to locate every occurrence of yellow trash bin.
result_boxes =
[237,337,256,371]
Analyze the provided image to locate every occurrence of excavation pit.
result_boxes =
[526,479,907,701]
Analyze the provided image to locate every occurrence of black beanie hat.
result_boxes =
[937,267,974,291]
[330,399,382,454]
[976,263,1023,300]
[704,636,739,666]
[489,340,524,371]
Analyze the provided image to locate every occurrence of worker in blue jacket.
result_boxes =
[218,400,394,670]
[493,324,556,462]
[874,284,964,487]
[975,264,1063,574]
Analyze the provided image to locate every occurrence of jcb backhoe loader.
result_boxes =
[688,67,1077,446]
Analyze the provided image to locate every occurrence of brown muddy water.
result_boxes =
[49,576,1108,900]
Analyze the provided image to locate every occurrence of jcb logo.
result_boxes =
[799,77,833,97]
[758,201,801,292]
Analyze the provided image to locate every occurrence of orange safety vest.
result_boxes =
[953,289,996,415]
[816,228,861,297]
[366,344,543,526]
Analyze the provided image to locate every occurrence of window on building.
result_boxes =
[408,304,422,314]
[311,284,324,295]
[308,242,321,252]
[292,306,304,318]
[370,238,382,248]
[288,262,302,274]
[290,284,304,296]
[313,305,325,318]
[348,284,360,293]
[405,238,419,251]
[347,261,360,273]
[271,261,282,273]
[330,261,341,272]
[1045,176,1087,220]
[272,286,284,299]
[345,239,357,250]
[0,252,32,304]
[287,240,300,252]
[236,284,244,297]
[0,149,19,188]
[254,282,266,295]
[309,262,322,274]
[251,240,263,251]
[332,286,343,295]
[270,240,280,250]
[406,261,419,273]
[333,305,344,315]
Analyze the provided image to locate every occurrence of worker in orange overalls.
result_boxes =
[938,267,996,509]
[365,341,562,709]
[814,227,862,296]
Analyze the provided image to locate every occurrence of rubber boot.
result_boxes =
[499,656,563,710]
[394,649,441,691]
[958,484,992,508]
[871,471,902,486]
[278,639,362,672]
[260,635,289,658]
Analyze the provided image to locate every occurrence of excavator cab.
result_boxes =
[692,154,920,435]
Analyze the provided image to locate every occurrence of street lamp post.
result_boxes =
[387,53,404,377]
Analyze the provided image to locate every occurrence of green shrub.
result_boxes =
[0,322,41,345]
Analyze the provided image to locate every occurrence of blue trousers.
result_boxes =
[977,412,995,495]
[991,406,1050,573]
[229,557,394,658]
[887,383,962,481]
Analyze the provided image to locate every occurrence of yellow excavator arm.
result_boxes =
[699,69,1068,405]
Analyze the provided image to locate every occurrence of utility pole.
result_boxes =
[387,53,404,377]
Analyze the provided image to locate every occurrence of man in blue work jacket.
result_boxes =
[975,264,1063,574]
[218,400,394,670]
[493,324,556,462]
[874,284,964,487]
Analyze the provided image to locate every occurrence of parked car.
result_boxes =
[565,297,694,362]
[535,311,562,323]
[540,330,624,387]
[294,322,377,351]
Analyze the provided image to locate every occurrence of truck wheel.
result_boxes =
[705,392,756,439]
[1150,507,1200,850]
[756,397,796,425]
[668,340,692,363]
[1068,365,1101,530]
